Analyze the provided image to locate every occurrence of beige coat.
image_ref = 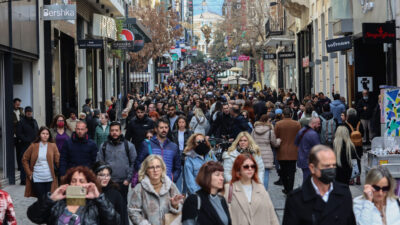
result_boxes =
[22,142,60,197]
[251,122,281,168]
[224,181,279,225]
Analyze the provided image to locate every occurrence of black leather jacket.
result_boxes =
[27,193,120,225]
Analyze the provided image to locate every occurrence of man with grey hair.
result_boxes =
[283,145,356,225]
[295,117,321,183]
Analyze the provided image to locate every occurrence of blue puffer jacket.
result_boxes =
[135,136,181,182]
[295,126,321,169]
[184,150,217,194]
[60,132,98,176]
[330,100,346,124]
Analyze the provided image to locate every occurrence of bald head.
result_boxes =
[309,117,321,130]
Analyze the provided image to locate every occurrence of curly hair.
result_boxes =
[138,155,167,182]
[184,133,211,153]
[228,132,260,155]
[50,114,71,131]
[61,166,102,193]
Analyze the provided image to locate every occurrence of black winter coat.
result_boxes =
[283,177,356,225]
[16,117,39,149]
[253,101,267,121]
[182,189,232,225]
[207,113,234,138]
[171,129,193,151]
[103,184,128,225]
[335,141,358,184]
[27,193,120,225]
[87,117,100,140]
[231,115,252,139]
[356,98,373,120]
[125,116,154,151]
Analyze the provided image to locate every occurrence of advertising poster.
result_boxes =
[384,88,400,136]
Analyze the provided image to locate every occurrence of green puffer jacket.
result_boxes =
[94,124,110,147]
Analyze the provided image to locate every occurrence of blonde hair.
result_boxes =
[228,132,260,155]
[194,108,205,119]
[364,166,397,199]
[105,100,113,107]
[184,133,211,153]
[138,155,167,182]
[333,126,356,167]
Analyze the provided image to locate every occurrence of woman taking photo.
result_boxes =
[333,126,358,184]
[222,132,264,184]
[224,154,279,225]
[22,126,60,198]
[50,115,71,152]
[27,166,120,225]
[94,113,110,148]
[93,161,128,225]
[182,161,231,225]
[251,114,280,190]
[184,134,217,194]
[353,166,400,225]
[128,155,184,225]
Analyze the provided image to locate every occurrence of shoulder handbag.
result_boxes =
[350,148,361,179]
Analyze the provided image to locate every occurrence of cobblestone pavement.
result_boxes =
[4,151,368,224]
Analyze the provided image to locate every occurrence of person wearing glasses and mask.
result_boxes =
[128,155,184,225]
[353,166,400,225]
[224,154,279,225]
[93,161,128,225]
[184,134,217,194]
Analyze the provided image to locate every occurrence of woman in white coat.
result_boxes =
[222,132,264,184]
[353,166,400,225]
[189,108,209,135]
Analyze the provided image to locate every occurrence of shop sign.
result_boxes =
[263,53,276,60]
[78,39,103,49]
[92,14,117,40]
[238,55,250,61]
[362,23,395,43]
[111,41,134,50]
[130,33,145,53]
[156,67,170,73]
[231,56,238,61]
[357,77,373,92]
[42,4,76,21]
[326,36,352,53]
[278,52,296,59]
[120,29,135,41]
[302,56,309,68]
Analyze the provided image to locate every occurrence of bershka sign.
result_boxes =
[325,36,352,53]
[278,52,296,59]
[362,23,395,43]
[42,4,76,21]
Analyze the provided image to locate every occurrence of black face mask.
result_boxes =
[110,135,122,145]
[194,142,210,156]
[317,168,336,184]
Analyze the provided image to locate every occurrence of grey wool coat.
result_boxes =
[128,175,182,225]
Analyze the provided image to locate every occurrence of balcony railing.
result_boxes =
[265,17,284,37]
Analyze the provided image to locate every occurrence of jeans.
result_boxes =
[279,160,297,192]
[176,166,187,194]
[117,182,129,206]
[302,167,311,183]
[263,169,270,190]
[32,181,52,198]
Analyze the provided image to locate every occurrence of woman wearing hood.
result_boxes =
[251,115,281,190]
[184,133,217,194]
[222,132,264,184]
[189,108,210,135]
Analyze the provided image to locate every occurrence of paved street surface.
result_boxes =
[4,151,368,224]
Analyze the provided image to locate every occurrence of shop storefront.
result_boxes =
[297,24,313,98]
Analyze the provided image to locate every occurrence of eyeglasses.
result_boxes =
[97,173,110,178]
[242,164,256,170]
[196,140,205,145]
[147,165,162,171]
[372,185,390,192]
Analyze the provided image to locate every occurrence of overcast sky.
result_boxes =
[193,0,224,15]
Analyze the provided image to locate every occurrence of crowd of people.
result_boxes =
[1,61,396,225]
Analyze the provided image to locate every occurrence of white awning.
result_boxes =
[130,72,151,83]
[264,36,295,47]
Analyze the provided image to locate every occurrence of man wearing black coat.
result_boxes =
[356,89,373,143]
[16,106,39,185]
[230,107,252,139]
[125,105,154,151]
[207,103,234,139]
[87,109,100,139]
[283,145,356,225]
[254,94,267,121]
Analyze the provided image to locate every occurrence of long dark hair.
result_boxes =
[33,126,54,143]
[50,114,71,130]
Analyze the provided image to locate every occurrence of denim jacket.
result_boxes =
[184,150,217,194]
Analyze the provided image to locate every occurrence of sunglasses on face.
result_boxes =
[242,164,256,170]
[372,185,390,192]
[196,140,205,145]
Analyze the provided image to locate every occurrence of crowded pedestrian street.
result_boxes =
[1,0,400,225]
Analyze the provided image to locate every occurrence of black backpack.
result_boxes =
[102,140,132,164]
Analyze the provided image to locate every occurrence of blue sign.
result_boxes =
[231,56,238,60]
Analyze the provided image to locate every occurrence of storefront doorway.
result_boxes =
[60,33,77,116]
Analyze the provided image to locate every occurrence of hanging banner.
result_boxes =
[238,55,250,61]
[326,36,352,53]
[78,39,103,49]
[263,53,276,60]
[362,22,396,43]
[278,52,296,59]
